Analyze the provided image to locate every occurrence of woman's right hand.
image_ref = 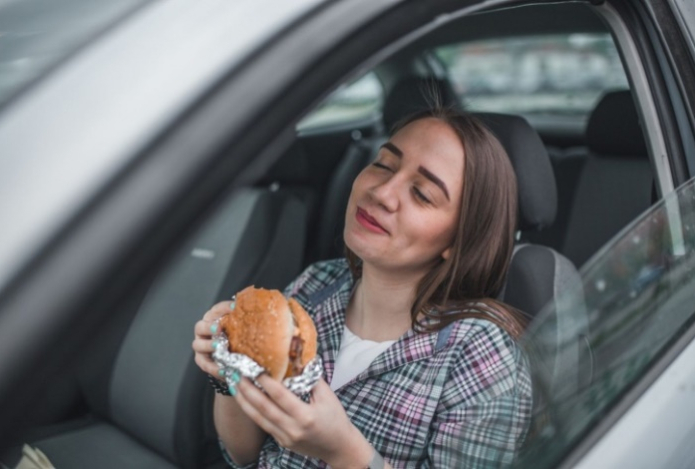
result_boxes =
[192,300,233,377]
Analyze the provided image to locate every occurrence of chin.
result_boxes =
[344,238,391,270]
[343,226,362,257]
[343,227,375,260]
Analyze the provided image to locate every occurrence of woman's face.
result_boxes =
[344,117,464,275]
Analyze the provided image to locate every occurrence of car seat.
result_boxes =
[560,90,653,268]
[480,112,591,397]
[0,149,311,468]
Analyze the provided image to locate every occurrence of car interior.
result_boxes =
[1,2,660,468]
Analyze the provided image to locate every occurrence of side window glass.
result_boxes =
[297,72,383,131]
[435,35,628,118]
[517,177,695,468]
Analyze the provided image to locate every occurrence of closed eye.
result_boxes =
[372,161,393,171]
[413,187,431,204]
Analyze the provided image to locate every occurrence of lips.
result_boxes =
[356,207,389,234]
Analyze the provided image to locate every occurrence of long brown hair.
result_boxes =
[346,108,527,338]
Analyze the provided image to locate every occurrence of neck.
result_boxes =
[346,263,424,341]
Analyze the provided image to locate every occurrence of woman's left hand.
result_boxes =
[234,376,374,468]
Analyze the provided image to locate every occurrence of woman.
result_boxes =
[193,108,532,468]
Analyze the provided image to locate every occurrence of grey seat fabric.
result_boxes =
[24,422,180,469]
[506,244,590,396]
[561,90,652,268]
[526,149,588,252]
[475,113,557,233]
[479,112,587,322]
[3,153,310,468]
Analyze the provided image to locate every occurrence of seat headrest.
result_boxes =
[382,76,462,131]
[259,141,309,186]
[586,90,648,158]
[475,113,557,231]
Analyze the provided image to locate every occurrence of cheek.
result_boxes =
[348,170,370,201]
[408,211,458,247]
[345,172,369,226]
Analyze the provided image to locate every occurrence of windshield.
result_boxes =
[516,178,695,467]
[0,0,151,109]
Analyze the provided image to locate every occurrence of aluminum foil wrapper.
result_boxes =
[211,317,323,396]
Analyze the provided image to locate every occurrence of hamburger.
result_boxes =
[220,286,317,381]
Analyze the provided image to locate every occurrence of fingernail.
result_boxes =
[212,340,219,349]
[230,300,236,311]
[231,371,241,383]
[210,323,218,334]
[218,369,226,377]
[229,385,237,396]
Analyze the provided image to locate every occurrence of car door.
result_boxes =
[517,175,695,468]
[516,1,695,466]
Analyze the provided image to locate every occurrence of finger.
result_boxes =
[194,352,220,376]
[191,337,216,354]
[314,378,337,397]
[194,318,223,337]
[235,379,291,442]
[256,375,306,417]
[203,301,236,321]
[307,378,337,406]
[313,378,329,392]
[237,378,296,431]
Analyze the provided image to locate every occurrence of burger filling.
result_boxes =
[285,335,305,378]
[285,306,310,378]
[288,312,303,376]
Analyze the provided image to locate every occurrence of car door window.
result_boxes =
[517,177,695,468]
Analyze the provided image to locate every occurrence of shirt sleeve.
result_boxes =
[427,323,533,468]
[282,263,315,297]
[218,440,257,469]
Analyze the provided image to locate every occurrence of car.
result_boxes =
[0,0,694,467]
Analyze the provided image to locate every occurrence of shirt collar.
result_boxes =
[307,270,439,385]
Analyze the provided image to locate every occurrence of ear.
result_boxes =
[441,247,452,260]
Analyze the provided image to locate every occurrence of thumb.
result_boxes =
[311,378,333,400]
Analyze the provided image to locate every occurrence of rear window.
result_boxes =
[435,34,628,116]
[297,72,383,131]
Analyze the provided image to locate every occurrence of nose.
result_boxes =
[369,176,400,212]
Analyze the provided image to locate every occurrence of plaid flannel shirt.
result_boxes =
[221,258,532,468]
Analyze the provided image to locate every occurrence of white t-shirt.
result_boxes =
[329,326,396,391]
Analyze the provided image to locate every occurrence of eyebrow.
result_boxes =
[380,142,450,201]
[381,142,403,157]
[418,166,450,201]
